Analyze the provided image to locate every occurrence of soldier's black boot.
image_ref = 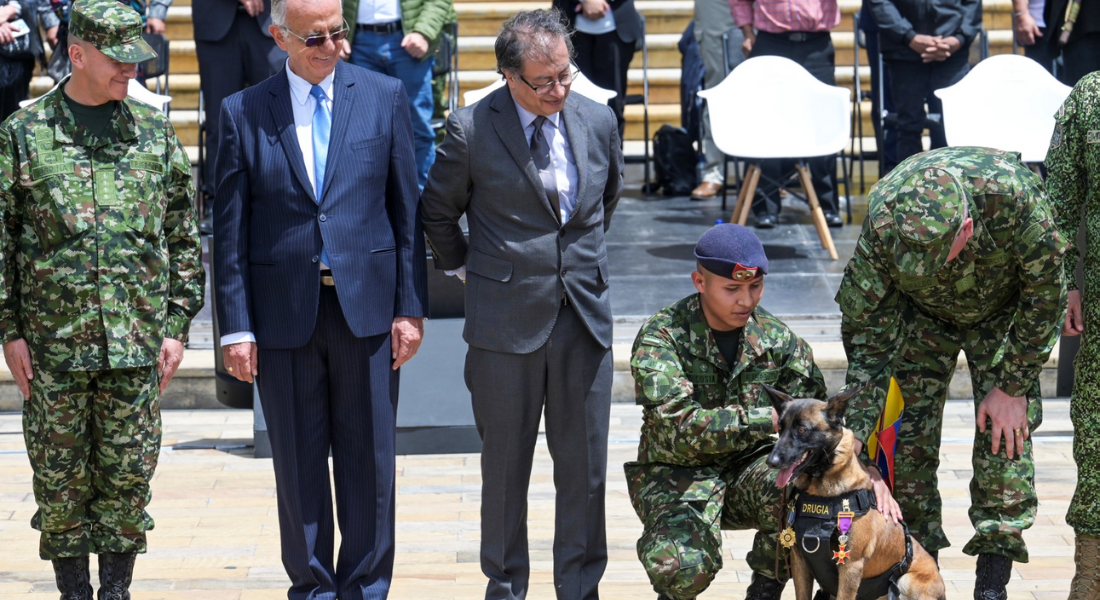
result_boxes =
[96,553,137,600]
[51,556,93,600]
[744,573,786,600]
[973,553,1012,600]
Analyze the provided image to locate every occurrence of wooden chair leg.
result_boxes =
[736,165,759,226]
[796,163,838,260]
[731,164,754,224]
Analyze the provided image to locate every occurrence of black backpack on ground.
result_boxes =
[652,124,698,197]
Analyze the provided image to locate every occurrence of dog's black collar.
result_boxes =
[788,489,913,600]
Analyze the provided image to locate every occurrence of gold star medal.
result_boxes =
[779,527,796,548]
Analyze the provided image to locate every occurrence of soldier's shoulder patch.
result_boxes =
[839,287,865,316]
[641,372,672,403]
[1051,123,1064,149]
[1088,130,1100,144]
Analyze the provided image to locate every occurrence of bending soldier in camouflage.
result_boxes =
[0,1,205,598]
[1047,72,1100,600]
[625,224,828,600]
[836,146,1066,600]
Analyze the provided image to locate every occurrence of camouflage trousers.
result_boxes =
[1068,335,1100,537]
[888,305,1040,563]
[625,452,784,600]
[22,365,162,559]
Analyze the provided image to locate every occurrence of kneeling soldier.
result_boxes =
[625,224,827,600]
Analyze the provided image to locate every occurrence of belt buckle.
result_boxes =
[790,32,807,42]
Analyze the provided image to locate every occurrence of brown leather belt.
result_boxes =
[321,270,336,287]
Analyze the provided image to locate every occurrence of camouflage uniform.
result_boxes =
[836,146,1067,563]
[625,295,827,600]
[0,5,204,557]
[1047,72,1100,540]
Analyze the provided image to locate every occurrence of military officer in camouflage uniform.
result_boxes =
[836,146,1066,600]
[625,224,828,600]
[0,0,205,598]
[1047,72,1100,600]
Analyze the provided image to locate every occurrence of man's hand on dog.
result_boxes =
[977,387,1029,460]
[853,439,904,524]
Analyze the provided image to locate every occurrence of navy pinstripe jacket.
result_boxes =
[213,61,428,350]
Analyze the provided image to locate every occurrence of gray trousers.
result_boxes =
[695,0,744,184]
[466,305,613,600]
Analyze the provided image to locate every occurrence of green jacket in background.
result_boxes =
[342,0,455,56]
[0,81,205,373]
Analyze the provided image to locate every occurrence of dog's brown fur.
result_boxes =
[766,388,946,600]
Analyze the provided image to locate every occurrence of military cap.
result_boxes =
[694,223,769,280]
[69,0,156,64]
[891,167,968,277]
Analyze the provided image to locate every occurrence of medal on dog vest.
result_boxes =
[781,506,797,548]
[834,499,855,565]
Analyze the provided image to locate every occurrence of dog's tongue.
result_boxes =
[776,464,796,488]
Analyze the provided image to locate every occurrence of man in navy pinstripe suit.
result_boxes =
[212,0,428,597]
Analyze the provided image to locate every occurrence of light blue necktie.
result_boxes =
[310,85,331,266]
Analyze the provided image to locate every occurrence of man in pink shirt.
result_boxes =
[730,0,843,229]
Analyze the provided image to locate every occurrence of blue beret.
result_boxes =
[694,224,769,280]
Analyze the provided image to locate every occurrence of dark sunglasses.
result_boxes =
[280,21,350,47]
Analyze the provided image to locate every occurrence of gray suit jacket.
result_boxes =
[421,86,624,353]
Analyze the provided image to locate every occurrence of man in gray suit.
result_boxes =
[420,9,623,600]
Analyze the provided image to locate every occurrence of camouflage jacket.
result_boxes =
[837,147,1066,443]
[630,294,828,469]
[0,82,205,373]
[1048,72,1100,294]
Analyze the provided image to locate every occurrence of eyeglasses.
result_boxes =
[515,69,579,96]
[280,20,350,47]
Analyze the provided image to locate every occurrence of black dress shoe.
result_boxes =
[755,214,777,229]
[824,212,843,228]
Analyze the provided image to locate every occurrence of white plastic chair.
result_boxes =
[462,71,618,107]
[933,54,1071,163]
[699,56,850,260]
[21,79,172,113]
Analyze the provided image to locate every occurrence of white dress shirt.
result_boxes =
[445,101,579,282]
[357,0,401,24]
[513,100,578,224]
[220,61,336,347]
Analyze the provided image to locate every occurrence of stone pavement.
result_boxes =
[0,399,1078,600]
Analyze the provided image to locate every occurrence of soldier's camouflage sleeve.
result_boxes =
[994,178,1066,398]
[1047,75,1097,292]
[836,223,904,444]
[162,125,204,342]
[632,327,774,460]
[775,330,829,401]
[0,123,22,343]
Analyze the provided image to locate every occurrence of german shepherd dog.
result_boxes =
[764,386,945,600]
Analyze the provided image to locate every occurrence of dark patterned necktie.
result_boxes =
[530,115,561,219]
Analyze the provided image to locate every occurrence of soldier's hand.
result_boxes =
[1064,290,1084,336]
[45,26,59,49]
[0,22,14,46]
[145,18,166,35]
[158,338,185,393]
[976,387,1029,460]
[391,316,424,370]
[223,342,258,383]
[2,339,33,400]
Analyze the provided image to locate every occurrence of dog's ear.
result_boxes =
[824,385,862,427]
[762,385,795,415]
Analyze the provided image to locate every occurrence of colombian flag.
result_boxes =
[866,377,904,490]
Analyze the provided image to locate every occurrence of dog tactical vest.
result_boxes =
[788,489,914,600]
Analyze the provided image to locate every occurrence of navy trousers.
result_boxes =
[257,285,398,600]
